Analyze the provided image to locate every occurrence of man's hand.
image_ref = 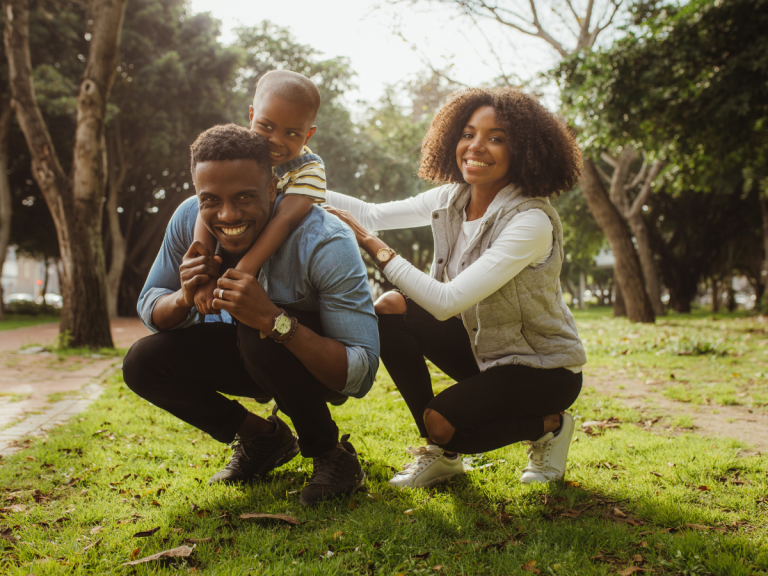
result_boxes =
[212,268,281,332]
[177,241,222,311]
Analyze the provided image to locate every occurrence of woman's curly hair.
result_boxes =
[419,87,581,198]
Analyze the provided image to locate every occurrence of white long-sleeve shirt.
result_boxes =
[325,188,553,322]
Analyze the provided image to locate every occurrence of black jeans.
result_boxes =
[122,309,339,458]
[378,300,582,454]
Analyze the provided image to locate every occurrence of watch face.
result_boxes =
[275,314,292,335]
[376,248,391,262]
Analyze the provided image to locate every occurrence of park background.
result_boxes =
[0,0,767,574]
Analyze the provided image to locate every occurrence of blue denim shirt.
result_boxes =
[136,195,379,398]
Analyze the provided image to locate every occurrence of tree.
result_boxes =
[4,0,126,346]
[388,0,657,322]
[555,0,768,310]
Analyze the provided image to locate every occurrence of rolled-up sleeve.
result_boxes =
[136,197,204,333]
[308,227,380,398]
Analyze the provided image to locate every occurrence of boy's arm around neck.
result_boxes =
[235,195,315,274]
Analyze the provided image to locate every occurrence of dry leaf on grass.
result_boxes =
[238,512,300,525]
[0,504,27,514]
[522,559,540,573]
[618,567,646,576]
[612,508,627,518]
[133,527,161,538]
[432,565,444,571]
[122,544,195,566]
[82,538,102,552]
[650,471,663,478]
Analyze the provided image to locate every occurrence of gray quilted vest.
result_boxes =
[429,183,587,371]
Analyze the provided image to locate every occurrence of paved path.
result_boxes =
[0,318,150,456]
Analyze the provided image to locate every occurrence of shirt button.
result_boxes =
[438,258,444,264]
[433,213,439,219]
[481,358,486,362]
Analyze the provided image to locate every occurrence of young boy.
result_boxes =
[193,70,326,314]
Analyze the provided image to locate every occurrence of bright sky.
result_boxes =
[188,0,561,109]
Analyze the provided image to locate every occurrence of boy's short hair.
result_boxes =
[254,70,321,122]
[190,123,272,176]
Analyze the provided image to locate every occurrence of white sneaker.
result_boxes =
[520,412,575,484]
[388,445,464,489]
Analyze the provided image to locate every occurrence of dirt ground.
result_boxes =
[584,366,768,454]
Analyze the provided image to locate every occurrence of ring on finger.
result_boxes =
[218,288,225,299]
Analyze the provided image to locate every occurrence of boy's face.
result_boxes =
[249,92,317,167]
[194,159,277,257]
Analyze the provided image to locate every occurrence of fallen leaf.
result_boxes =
[133,527,161,538]
[697,485,710,492]
[333,531,344,541]
[404,509,414,515]
[90,526,103,535]
[685,523,710,531]
[238,512,300,525]
[214,546,221,554]
[122,544,195,566]
[612,508,627,518]
[564,480,580,488]
[130,547,140,560]
[184,538,211,544]
[150,500,161,507]
[633,554,643,563]
[0,504,27,514]
[413,552,430,560]
[82,538,102,552]
[432,565,444,571]
[618,567,646,576]
[522,559,540,573]
[650,471,663,478]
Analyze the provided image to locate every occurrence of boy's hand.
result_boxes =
[194,279,219,316]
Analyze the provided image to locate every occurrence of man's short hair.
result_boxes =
[190,123,272,176]
[254,70,321,122]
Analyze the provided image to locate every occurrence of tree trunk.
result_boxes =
[628,213,665,316]
[42,255,49,298]
[105,122,127,318]
[0,95,12,321]
[760,194,768,295]
[711,276,720,312]
[613,277,627,317]
[581,158,654,322]
[4,0,127,347]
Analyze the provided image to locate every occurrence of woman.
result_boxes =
[325,87,586,488]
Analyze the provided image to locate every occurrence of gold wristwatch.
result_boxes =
[271,309,293,336]
[374,247,397,270]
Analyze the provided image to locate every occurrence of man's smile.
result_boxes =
[217,224,250,237]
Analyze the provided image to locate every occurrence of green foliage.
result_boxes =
[3,300,59,316]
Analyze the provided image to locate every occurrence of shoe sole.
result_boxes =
[389,469,464,489]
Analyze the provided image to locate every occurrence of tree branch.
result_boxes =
[625,155,648,190]
[628,160,664,220]
[600,151,618,168]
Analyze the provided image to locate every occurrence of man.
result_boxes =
[123,124,379,507]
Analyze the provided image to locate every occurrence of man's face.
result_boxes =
[249,92,317,167]
[194,159,277,257]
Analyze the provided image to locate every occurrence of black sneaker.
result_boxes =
[208,405,299,485]
[299,435,365,507]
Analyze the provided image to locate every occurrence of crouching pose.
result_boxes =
[123,124,379,506]
[325,87,586,488]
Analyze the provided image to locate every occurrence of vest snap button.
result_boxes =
[472,327,477,332]
[433,213,439,219]
[438,258,444,264]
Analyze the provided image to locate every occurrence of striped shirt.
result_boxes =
[274,146,326,203]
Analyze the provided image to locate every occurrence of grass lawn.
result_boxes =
[0,311,766,575]
[0,314,60,332]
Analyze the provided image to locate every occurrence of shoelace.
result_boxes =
[521,433,554,473]
[398,446,441,475]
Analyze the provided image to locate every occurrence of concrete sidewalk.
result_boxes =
[0,318,151,456]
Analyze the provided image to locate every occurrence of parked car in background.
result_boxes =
[4,293,35,305]
[38,293,63,309]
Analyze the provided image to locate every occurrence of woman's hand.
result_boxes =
[323,206,374,247]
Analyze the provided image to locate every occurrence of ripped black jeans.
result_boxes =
[378,299,582,454]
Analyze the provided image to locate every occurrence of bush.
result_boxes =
[4,301,60,316]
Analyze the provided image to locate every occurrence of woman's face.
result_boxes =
[455,106,512,189]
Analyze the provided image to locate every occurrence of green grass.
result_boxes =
[0,314,60,331]
[0,309,766,574]
[574,307,768,409]
[1,368,766,575]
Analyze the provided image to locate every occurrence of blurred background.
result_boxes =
[2,0,766,323]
